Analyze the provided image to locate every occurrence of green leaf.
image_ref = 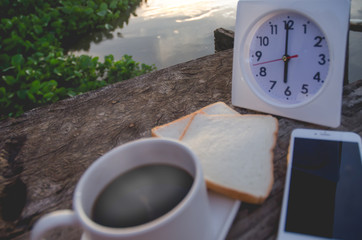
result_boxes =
[62,6,72,14]
[31,80,41,90]
[1,18,13,29]
[74,71,82,77]
[2,75,18,85]
[67,90,77,97]
[0,54,10,63]
[11,54,24,69]
[34,25,43,34]
[17,89,27,100]
[109,0,118,9]
[0,87,6,98]
[27,92,36,102]
[100,3,108,11]
[43,92,54,101]
[54,68,62,76]
[25,68,33,75]
[50,58,59,65]
[104,54,114,63]
[96,10,107,17]
[85,7,94,15]
[104,23,113,30]
[2,66,15,72]
[79,55,92,68]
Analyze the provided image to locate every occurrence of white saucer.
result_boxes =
[207,191,240,240]
[81,191,240,240]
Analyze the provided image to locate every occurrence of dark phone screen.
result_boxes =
[285,138,362,239]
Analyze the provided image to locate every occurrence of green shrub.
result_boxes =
[0,0,156,119]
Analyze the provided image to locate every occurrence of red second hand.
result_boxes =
[253,54,299,66]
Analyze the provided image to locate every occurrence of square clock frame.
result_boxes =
[231,0,350,127]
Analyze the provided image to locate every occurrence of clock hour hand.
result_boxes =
[283,57,289,84]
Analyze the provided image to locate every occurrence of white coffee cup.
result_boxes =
[31,138,211,240]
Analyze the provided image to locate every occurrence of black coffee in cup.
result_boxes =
[91,164,194,228]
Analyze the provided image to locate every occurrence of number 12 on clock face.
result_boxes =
[249,11,330,106]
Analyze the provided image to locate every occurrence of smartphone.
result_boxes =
[277,128,362,240]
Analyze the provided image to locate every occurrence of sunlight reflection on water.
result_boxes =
[70,0,237,69]
[70,0,362,82]
[138,0,235,22]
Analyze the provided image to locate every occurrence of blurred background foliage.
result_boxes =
[0,0,156,119]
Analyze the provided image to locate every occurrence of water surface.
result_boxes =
[70,0,362,82]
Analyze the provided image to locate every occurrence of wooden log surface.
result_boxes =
[0,48,361,240]
[350,19,362,32]
[214,28,234,53]
[214,19,362,54]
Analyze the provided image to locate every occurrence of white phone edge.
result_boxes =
[276,128,362,240]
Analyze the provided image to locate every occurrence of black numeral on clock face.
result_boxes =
[255,51,262,61]
[314,36,324,47]
[284,86,292,97]
[256,36,269,46]
[269,80,277,92]
[283,20,294,30]
[302,21,311,34]
[259,67,267,77]
[301,84,309,94]
[270,23,278,35]
[318,54,327,65]
[313,72,324,83]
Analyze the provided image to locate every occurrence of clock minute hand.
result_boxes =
[283,21,290,84]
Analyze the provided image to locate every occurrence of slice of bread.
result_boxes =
[151,102,278,204]
[180,113,278,204]
[151,102,238,139]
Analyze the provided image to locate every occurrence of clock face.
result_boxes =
[248,11,330,106]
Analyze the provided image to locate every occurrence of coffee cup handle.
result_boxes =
[31,210,79,240]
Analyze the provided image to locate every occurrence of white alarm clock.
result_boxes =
[231,0,350,127]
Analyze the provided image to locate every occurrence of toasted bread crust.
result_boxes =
[151,112,194,137]
[151,102,236,138]
[206,179,266,204]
